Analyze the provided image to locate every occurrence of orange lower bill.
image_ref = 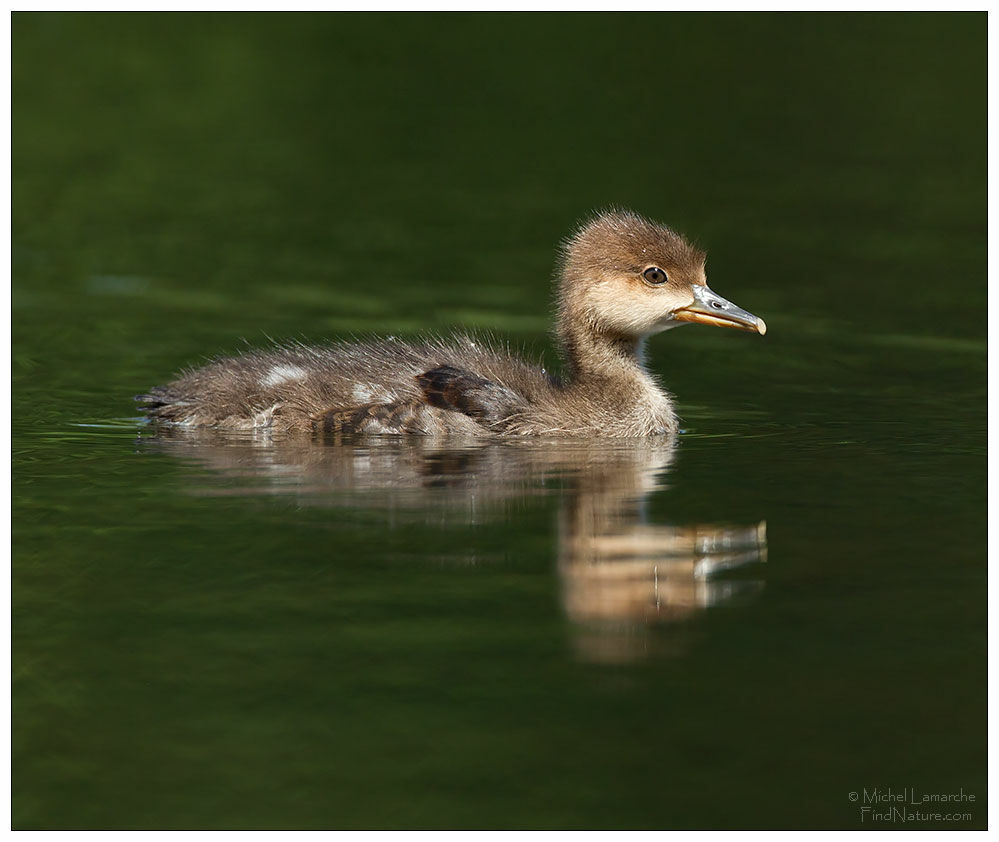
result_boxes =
[673,310,767,335]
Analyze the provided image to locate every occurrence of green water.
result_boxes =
[13,12,986,829]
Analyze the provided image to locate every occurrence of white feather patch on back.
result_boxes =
[260,365,307,388]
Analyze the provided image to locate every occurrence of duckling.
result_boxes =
[139,210,766,437]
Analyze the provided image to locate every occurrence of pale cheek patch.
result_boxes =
[589,280,694,336]
[260,365,307,388]
[588,284,662,335]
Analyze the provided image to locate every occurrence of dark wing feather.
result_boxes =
[416,365,525,425]
[313,366,527,438]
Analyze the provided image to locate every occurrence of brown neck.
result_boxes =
[559,322,650,389]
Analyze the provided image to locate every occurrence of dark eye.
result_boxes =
[643,266,668,285]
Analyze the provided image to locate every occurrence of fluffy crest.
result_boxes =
[558,209,706,282]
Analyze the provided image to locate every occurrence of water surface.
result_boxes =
[13,12,985,829]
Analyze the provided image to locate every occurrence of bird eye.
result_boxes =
[643,266,668,285]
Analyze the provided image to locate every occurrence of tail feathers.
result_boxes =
[136,387,192,420]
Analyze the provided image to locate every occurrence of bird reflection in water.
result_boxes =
[144,428,766,662]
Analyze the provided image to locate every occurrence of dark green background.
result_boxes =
[13,13,985,829]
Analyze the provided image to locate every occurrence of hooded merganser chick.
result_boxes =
[139,210,766,437]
